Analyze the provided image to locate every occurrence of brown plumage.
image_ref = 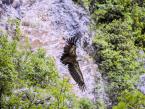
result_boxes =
[61,36,86,91]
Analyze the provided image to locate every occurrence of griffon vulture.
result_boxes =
[61,36,86,91]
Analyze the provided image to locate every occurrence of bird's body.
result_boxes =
[61,36,86,91]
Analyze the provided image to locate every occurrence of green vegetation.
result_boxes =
[78,98,96,109]
[0,33,74,108]
[0,20,95,109]
[76,0,145,108]
[93,19,145,103]
[91,0,145,108]
[113,90,145,109]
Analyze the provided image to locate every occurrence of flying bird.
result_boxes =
[61,36,86,91]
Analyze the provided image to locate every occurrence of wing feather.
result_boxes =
[68,63,86,91]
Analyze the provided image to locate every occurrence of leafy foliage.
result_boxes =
[0,33,75,108]
[78,98,96,109]
[0,21,94,109]
[83,0,145,108]
[0,35,17,108]
[113,90,145,109]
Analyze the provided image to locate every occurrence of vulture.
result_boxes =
[61,36,86,91]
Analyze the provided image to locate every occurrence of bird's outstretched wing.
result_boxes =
[61,36,86,91]
[68,62,86,91]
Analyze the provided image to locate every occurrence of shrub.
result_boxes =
[92,0,145,107]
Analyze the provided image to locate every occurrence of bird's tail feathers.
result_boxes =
[79,83,86,92]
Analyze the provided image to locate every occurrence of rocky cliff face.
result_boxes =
[0,0,111,107]
[20,0,97,100]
